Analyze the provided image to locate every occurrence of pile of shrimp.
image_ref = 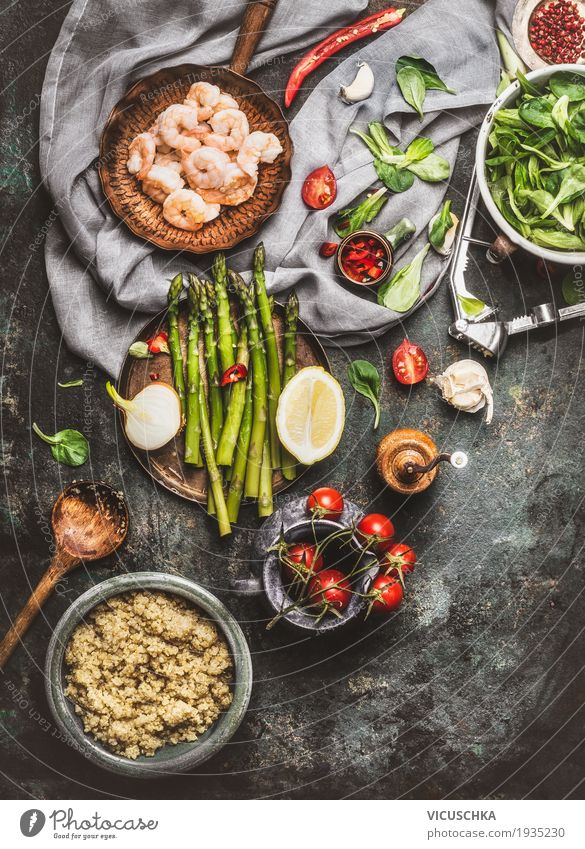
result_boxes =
[126,82,283,232]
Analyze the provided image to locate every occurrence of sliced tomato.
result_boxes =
[392,339,429,385]
[302,166,337,210]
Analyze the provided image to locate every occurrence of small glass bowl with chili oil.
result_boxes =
[336,229,393,288]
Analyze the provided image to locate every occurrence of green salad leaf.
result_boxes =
[347,360,381,430]
[378,243,430,313]
[396,55,456,94]
[549,71,585,102]
[458,294,486,317]
[562,268,585,305]
[429,200,455,250]
[374,159,415,192]
[32,423,89,467]
[396,66,426,119]
[334,187,388,238]
[58,378,83,388]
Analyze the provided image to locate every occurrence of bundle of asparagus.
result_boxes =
[166,245,299,537]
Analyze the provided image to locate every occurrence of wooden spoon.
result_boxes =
[0,481,128,668]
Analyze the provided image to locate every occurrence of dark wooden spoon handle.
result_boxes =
[0,550,79,669]
[230,0,278,75]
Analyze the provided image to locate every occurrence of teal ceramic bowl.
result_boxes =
[45,572,253,778]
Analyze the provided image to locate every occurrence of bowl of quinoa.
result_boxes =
[45,572,253,778]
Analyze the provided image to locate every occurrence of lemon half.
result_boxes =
[276,367,345,465]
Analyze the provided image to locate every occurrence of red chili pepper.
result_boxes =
[284,7,405,107]
[146,331,170,354]
[319,242,339,258]
[220,362,248,387]
[149,372,160,381]
[368,265,384,280]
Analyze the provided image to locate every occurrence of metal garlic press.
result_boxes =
[447,168,585,358]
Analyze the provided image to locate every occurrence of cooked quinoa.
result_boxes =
[64,591,233,759]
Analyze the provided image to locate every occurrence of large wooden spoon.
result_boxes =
[0,481,128,668]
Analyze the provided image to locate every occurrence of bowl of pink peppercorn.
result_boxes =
[512,0,585,70]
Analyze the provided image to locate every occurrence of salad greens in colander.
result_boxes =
[486,71,585,251]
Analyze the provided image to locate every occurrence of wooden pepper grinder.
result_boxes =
[376,428,468,495]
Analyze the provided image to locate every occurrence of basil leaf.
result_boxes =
[58,378,83,388]
[549,71,585,102]
[395,56,455,94]
[334,187,388,238]
[562,268,585,304]
[378,243,430,313]
[374,158,415,193]
[458,294,486,317]
[429,200,454,250]
[519,97,554,129]
[347,360,381,430]
[407,152,450,182]
[396,66,426,120]
[32,423,89,467]
[128,341,151,359]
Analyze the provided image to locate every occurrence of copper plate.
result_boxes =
[99,64,293,253]
[117,303,330,504]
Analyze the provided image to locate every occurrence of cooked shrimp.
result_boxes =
[154,151,182,174]
[157,104,199,150]
[198,165,257,206]
[205,109,249,152]
[149,123,172,154]
[162,189,220,231]
[213,93,239,113]
[142,165,184,204]
[237,131,283,176]
[184,82,220,121]
[127,133,156,180]
[182,148,230,190]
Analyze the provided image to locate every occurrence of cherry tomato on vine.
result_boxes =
[392,339,429,385]
[380,543,417,577]
[302,165,337,209]
[367,574,404,615]
[307,487,344,521]
[308,569,351,612]
[355,513,395,554]
[280,543,324,584]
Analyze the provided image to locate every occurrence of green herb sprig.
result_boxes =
[32,423,89,467]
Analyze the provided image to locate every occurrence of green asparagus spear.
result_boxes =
[216,326,249,466]
[184,280,202,466]
[281,290,299,480]
[226,376,253,523]
[167,273,186,414]
[196,278,224,514]
[253,243,281,469]
[198,383,231,537]
[229,270,267,498]
[258,436,274,518]
[212,253,237,375]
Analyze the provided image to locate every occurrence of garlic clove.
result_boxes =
[428,210,460,256]
[339,61,375,104]
[432,360,493,423]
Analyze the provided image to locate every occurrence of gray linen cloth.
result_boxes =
[41,0,507,376]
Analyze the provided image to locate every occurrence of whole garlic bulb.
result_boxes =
[432,360,493,423]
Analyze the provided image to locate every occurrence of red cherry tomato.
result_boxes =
[368,574,404,614]
[220,362,248,387]
[308,569,351,612]
[307,487,344,521]
[356,513,395,554]
[281,543,324,584]
[302,165,337,209]
[391,339,429,385]
[319,241,339,258]
[380,543,417,577]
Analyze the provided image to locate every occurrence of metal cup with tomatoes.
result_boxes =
[336,229,394,287]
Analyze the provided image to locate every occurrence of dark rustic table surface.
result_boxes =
[1,0,584,801]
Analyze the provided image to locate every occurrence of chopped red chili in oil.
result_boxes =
[340,235,390,284]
